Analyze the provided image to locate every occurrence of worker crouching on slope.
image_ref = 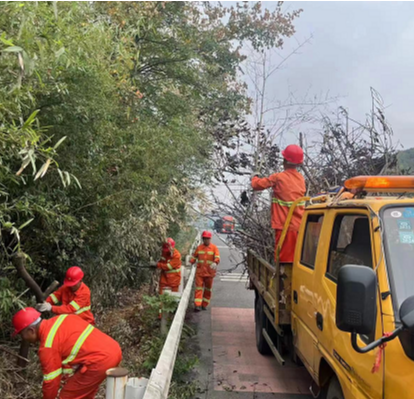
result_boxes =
[12,307,122,399]
[157,238,182,294]
[251,144,306,263]
[190,231,220,311]
[36,266,95,325]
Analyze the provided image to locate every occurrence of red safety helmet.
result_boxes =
[162,238,175,251]
[202,231,212,239]
[166,238,175,248]
[12,307,41,336]
[282,144,304,165]
[64,266,84,287]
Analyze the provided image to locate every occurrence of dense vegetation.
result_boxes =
[0,1,300,328]
[398,147,414,172]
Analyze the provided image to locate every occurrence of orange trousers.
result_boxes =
[194,275,213,308]
[59,351,122,399]
[275,229,298,263]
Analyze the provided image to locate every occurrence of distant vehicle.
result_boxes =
[221,216,235,234]
[213,218,223,233]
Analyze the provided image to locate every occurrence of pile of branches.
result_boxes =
[303,88,402,193]
[212,89,402,261]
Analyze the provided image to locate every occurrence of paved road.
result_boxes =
[190,233,312,399]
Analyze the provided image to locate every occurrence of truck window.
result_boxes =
[301,214,324,268]
[382,207,414,312]
[327,215,373,281]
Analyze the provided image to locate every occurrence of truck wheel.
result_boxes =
[326,376,344,399]
[255,295,271,355]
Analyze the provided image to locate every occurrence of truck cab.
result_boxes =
[221,216,235,234]
[248,176,414,399]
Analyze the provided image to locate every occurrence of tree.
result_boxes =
[0,1,302,317]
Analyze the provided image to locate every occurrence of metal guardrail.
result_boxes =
[106,231,201,399]
[142,231,200,399]
[142,265,196,399]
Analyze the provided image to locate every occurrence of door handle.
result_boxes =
[316,312,323,331]
[293,290,298,304]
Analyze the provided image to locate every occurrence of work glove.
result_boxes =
[250,172,260,179]
[36,302,52,312]
[149,260,158,268]
[210,262,218,270]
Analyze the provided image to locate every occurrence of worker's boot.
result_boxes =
[202,307,208,311]
[194,306,201,312]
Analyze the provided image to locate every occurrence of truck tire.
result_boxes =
[255,294,271,355]
[326,376,344,399]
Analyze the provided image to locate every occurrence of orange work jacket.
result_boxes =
[38,315,122,399]
[190,244,220,278]
[157,248,182,288]
[46,282,95,325]
[251,168,306,231]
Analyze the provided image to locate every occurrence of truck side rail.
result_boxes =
[247,249,276,313]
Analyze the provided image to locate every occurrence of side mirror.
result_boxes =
[400,296,414,332]
[336,265,377,335]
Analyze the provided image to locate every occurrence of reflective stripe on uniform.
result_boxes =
[207,251,214,255]
[204,287,212,292]
[215,256,220,259]
[50,294,59,304]
[195,299,202,303]
[195,286,203,291]
[198,251,205,254]
[272,198,305,207]
[62,324,94,365]
[160,257,166,261]
[197,260,204,263]
[69,301,80,311]
[202,298,210,303]
[43,368,62,381]
[63,368,74,376]
[206,260,213,264]
[45,315,68,348]
[166,269,180,274]
[75,306,91,315]
[167,263,173,270]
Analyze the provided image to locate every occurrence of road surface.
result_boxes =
[191,233,312,399]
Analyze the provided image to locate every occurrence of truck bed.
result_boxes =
[247,249,292,327]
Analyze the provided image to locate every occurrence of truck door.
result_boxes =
[314,210,383,399]
[292,211,325,377]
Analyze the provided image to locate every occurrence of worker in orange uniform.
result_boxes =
[338,188,358,200]
[190,231,220,311]
[35,266,95,325]
[12,307,122,399]
[251,144,306,263]
[157,238,182,294]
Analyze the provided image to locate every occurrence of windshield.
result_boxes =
[382,206,414,312]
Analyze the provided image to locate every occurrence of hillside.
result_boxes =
[398,148,414,172]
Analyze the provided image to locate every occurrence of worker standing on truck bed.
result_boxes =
[12,307,122,399]
[157,238,182,294]
[36,266,95,325]
[251,144,306,262]
[190,231,220,311]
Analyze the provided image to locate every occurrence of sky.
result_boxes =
[266,1,414,150]
[213,1,414,205]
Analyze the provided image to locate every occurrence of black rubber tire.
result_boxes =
[255,294,271,355]
[327,376,344,399]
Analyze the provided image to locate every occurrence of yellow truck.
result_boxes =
[248,176,414,399]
